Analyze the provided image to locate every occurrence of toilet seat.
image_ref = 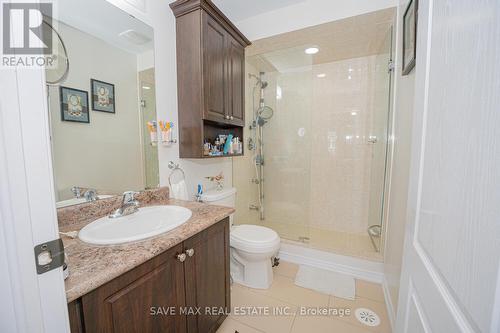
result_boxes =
[230,224,280,254]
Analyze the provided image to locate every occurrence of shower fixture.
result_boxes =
[249,72,274,220]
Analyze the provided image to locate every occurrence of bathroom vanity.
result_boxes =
[60,189,234,333]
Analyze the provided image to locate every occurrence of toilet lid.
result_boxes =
[231,224,279,244]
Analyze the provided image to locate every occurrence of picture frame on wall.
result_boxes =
[60,86,90,123]
[402,0,418,75]
[91,79,116,113]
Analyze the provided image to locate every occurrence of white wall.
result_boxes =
[382,0,415,322]
[235,0,397,40]
[49,21,144,200]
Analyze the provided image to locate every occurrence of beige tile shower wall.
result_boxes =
[237,54,389,236]
[309,55,379,234]
[263,70,312,226]
[232,63,260,225]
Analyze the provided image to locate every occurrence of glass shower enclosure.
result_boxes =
[233,11,395,261]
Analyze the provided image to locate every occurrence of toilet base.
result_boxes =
[230,249,275,289]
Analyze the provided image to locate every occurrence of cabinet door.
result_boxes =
[82,244,187,333]
[227,36,245,126]
[184,219,230,333]
[202,13,227,122]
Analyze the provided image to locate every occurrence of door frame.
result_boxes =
[0,1,69,331]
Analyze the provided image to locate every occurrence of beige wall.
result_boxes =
[49,22,144,200]
[383,0,415,314]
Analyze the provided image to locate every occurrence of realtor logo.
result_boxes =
[2,2,52,55]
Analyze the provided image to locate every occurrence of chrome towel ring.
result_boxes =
[168,161,185,187]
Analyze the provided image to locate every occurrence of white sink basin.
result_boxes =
[79,205,192,245]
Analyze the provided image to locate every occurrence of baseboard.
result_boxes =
[278,242,384,283]
[382,276,396,331]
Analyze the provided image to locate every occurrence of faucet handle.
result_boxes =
[84,188,98,202]
[71,186,82,198]
[122,191,139,204]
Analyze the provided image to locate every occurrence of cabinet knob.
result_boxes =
[225,115,230,120]
[177,253,186,262]
[230,116,234,120]
[186,248,195,257]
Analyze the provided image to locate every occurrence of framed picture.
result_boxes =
[402,0,418,75]
[60,86,90,123]
[91,79,115,113]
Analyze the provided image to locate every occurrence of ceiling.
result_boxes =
[46,0,154,54]
[212,0,306,22]
[246,7,396,72]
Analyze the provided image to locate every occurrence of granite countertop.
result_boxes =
[60,193,234,303]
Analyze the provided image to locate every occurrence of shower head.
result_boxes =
[255,105,274,126]
[249,72,268,89]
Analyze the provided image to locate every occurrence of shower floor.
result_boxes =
[240,220,383,262]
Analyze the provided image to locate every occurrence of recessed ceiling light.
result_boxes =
[305,47,319,55]
[351,111,357,116]
[142,86,151,90]
[317,73,326,78]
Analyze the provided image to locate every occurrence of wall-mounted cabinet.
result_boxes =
[170,0,250,158]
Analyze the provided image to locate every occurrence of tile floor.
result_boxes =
[217,262,391,333]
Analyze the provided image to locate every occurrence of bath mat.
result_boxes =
[294,265,355,300]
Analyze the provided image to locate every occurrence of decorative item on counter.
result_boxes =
[206,172,224,191]
[147,121,158,146]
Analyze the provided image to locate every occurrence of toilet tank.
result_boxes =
[201,187,236,224]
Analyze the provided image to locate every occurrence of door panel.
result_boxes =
[184,219,230,333]
[396,0,500,332]
[227,37,245,126]
[82,244,187,333]
[203,13,227,122]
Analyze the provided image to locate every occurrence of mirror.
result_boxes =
[45,0,158,208]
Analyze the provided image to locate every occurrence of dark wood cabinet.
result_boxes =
[68,218,230,333]
[227,35,245,126]
[170,0,250,158]
[202,12,227,123]
[184,219,230,332]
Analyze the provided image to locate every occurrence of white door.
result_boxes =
[0,1,69,332]
[396,0,500,332]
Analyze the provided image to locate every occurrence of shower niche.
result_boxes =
[170,0,250,158]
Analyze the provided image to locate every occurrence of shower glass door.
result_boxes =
[234,12,395,261]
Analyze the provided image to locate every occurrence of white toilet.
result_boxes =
[201,187,280,289]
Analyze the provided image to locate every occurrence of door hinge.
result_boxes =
[388,60,395,73]
[34,238,64,274]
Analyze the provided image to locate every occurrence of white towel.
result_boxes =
[170,180,189,200]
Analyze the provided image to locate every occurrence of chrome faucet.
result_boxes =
[109,191,140,218]
[83,188,98,202]
[71,186,83,198]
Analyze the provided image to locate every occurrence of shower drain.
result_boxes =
[355,308,381,327]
